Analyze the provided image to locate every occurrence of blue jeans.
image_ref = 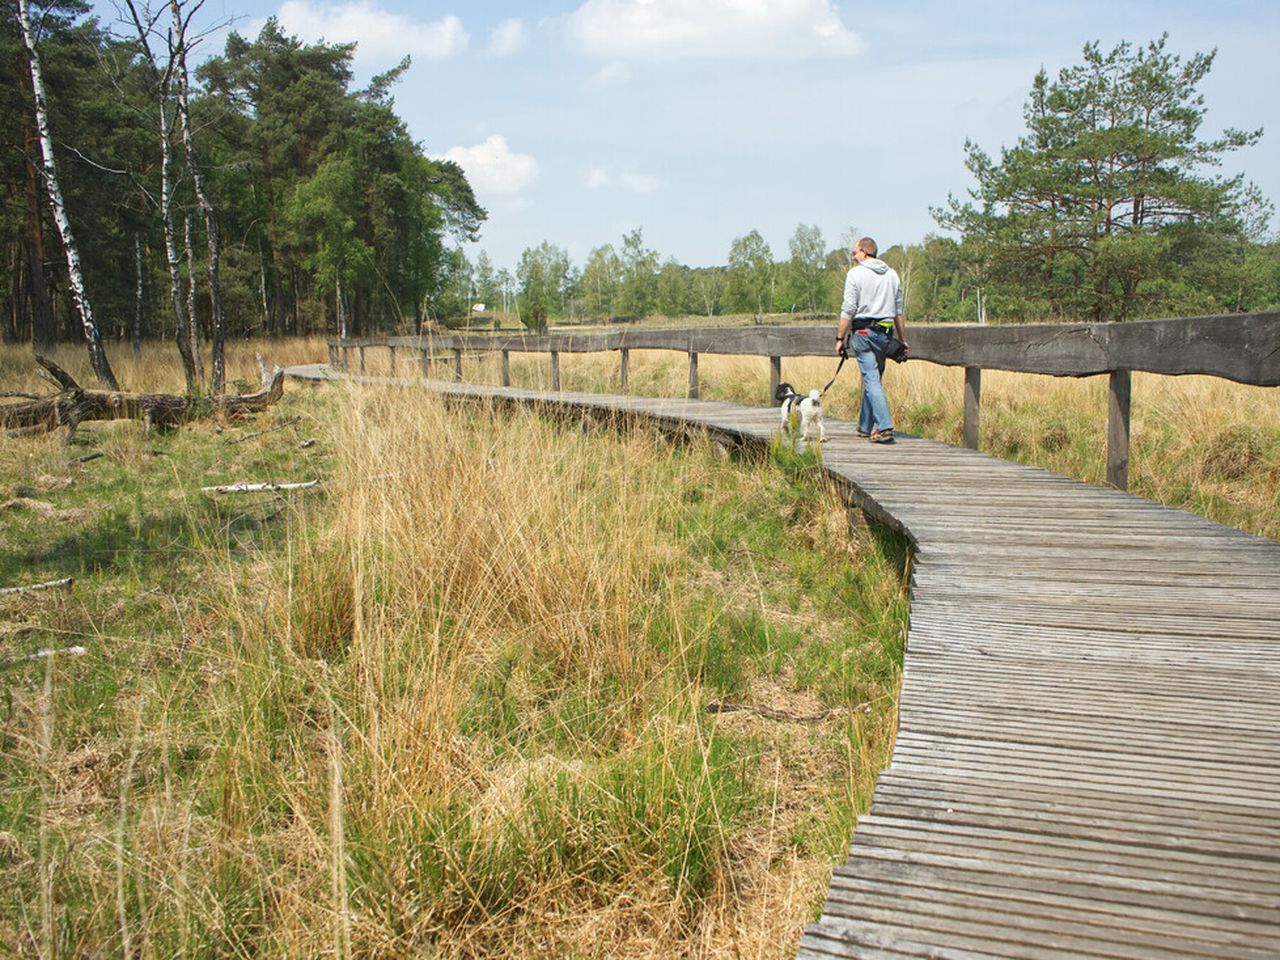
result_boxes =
[852,328,893,434]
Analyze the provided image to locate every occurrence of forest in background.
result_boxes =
[2,0,484,360]
[4,10,1280,357]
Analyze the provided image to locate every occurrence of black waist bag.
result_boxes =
[883,334,908,363]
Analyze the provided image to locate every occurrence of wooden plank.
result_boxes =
[822,880,1277,959]
[820,887,1274,960]
[962,366,980,449]
[826,859,1276,941]
[1108,368,1131,489]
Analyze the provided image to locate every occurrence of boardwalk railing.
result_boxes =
[328,311,1279,490]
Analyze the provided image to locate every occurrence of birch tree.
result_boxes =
[16,0,119,388]
[170,0,227,392]
[125,0,199,393]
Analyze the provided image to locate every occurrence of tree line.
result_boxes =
[466,35,1278,331]
[4,13,1278,379]
[3,1,483,388]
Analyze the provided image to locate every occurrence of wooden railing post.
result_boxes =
[1107,369,1131,490]
[453,348,463,382]
[551,351,561,391]
[501,349,511,387]
[963,366,982,450]
[769,355,781,404]
[419,348,429,379]
[342,345,350,371]
[388,345,396,375]
[688,351,698,399]
[620,348,630,393]
[358,345,366,373]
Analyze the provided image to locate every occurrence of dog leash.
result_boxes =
[819,349,848,398]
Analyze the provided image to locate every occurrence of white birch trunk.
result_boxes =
[172,0,226,393]
[337,276,347,340]
[160,88,197,393]
[17,0,119,389]
[126,0,197,393]
[183,213,203,387]
[133,233,143,356]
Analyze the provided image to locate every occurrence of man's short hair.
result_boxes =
[854,237,878,257]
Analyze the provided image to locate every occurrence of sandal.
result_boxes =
[856,429,870,438]
[869,428,895,444]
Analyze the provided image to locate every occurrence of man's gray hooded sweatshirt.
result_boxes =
[840,257,903,324]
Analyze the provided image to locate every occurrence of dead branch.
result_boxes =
[256,353,274,387]
[704,700,870,724]
[0,577,74,598]
[37,355,79,390]
[0,645,86,669]
[0,356,285,434]
[200,480,319,495]
[225,415,301,445]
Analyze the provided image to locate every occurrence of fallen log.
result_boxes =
[0,356,285,434]
[200,479,319,495]
[704,699,871,723]
[0,645,86,669]
[0,577,74,597]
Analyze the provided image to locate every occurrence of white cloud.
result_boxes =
[441,136,539,196]
[488,18,526,57]
[620,172,661,194]
[590,61,633,86]
[584,167,662,193]
[272,1,468,70]
[567,0,861,61]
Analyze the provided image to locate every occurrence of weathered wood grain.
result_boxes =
[330,311,1280,384]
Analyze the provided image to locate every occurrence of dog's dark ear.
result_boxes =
[775,382,793,402]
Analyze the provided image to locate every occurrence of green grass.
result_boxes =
[0,366,908,958]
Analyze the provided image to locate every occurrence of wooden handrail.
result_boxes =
[330,312,1279,384]
[329,312,1279,490]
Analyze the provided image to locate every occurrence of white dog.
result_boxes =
[775,382,825,448]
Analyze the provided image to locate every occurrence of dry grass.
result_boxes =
[0,337,327,395]
[385,346,1280,540]
[1,342,907,958]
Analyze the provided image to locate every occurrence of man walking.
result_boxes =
[835,237,909,443]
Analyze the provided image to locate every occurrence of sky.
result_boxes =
[91,0,1280,271]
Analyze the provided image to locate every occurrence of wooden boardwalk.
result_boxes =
[289,366,1280,958]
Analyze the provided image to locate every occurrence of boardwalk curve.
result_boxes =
[289,365,1280,958]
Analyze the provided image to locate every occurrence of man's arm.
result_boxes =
[892,273,908,351]
[836,270,857,354]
